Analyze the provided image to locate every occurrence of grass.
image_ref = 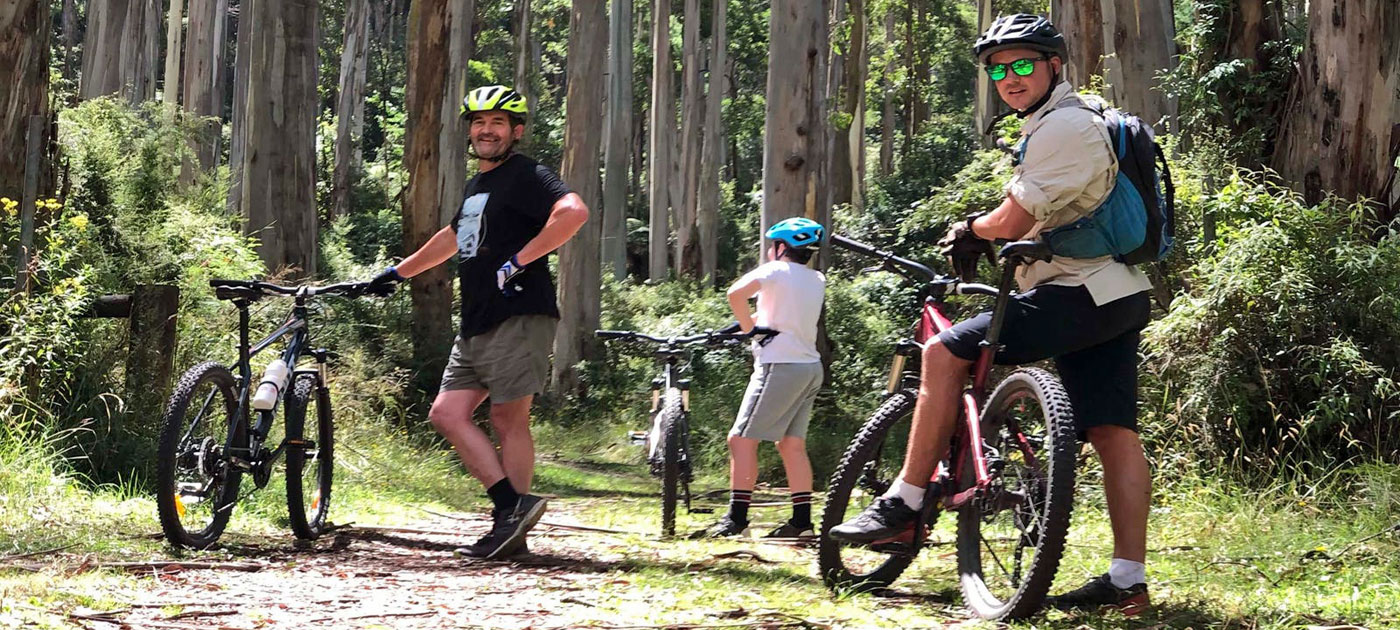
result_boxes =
[5,404,1400,629]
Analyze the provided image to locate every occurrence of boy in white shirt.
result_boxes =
[693,218,826,538]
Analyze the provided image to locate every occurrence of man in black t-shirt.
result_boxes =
[363,85,589,560]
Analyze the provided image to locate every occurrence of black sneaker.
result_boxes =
[764,521,816,539]
[455,495,548,560]
[827,496,919,543]
[1047,574,1150,616]
[689,516,751,539]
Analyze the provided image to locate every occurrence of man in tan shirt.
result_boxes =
[830,14,1153,615]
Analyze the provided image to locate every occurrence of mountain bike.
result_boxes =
[155,279,373,549]
[596,326,776,537]
[817,234,1077,620]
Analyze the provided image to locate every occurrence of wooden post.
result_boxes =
[16,115,43,294]
[127,285,180,420]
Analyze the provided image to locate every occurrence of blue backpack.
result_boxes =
[1017,100,1175,265]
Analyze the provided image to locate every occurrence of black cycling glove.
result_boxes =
[938,216,995,282]
[364,266,404,297]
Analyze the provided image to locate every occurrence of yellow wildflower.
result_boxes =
[69,214,89,231]
[44,198,61,210]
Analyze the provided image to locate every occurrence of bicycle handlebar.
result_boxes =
[210,279,373,302]
[595,326,780,348]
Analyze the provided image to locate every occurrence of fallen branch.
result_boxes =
[13,561,265,574]
[303,609,435,624]
[1201,560,1281,587]
[418,507,489,523]
[538,521,640,535]
[166,610,238,620]
[345,524,469,537]
[705,550,776,564]
[0,543,79,562]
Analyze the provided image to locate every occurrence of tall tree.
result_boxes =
[552,0,606,391]
[80,0,162,103]
[332,0,371,220]
[0,0,51,196]
[403,0,455,372]
[162,0,185,112]
[971,0,998,147]
[61,0,78,84]
[831,0,866,210]
[1049,0,1104,90]
[1275,0,1400,206]
[697,0,727,282]
[647,0,674,280]
[762,0,829,261]
[436,0,473,226]
[184,0,226,171]
[226,0,251,215]
[877,7,895,176]
[601,0,633,280]
[1100,0,1177,131]
[513,0,534,142]
[237,0,319,275]
[674,0,703,276]
[827,0,849,208]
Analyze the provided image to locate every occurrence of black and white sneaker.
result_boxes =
[689,516,751,539]
[1047,574,1150,616]
[455,495,548,560]
[764,521,816,539]
[827,496,918,543]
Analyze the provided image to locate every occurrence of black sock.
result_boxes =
[728,489,752,525]
[791,491,812,526]
[487,479,521,515]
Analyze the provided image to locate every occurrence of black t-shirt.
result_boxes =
[450,154,572,338]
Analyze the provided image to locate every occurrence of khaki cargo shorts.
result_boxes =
[440,315,557,403]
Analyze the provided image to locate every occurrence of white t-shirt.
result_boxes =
[739,261,825,364]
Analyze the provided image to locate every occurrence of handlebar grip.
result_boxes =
[595,330,631,339]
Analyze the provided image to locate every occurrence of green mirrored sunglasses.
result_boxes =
[985,56,1046,81]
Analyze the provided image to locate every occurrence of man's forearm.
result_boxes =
[515,194,589,265]
[395,226,458,278]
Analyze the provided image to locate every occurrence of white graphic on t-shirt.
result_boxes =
[457,193,489,259]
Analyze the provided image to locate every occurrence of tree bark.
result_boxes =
[162,0,185,112]
[601,0,633,280]
[971,0,999,146]
[675,0,703,277]
[697,0,727,283]
[332,0,371,221]
[846,0,867,213]
[404,0,455,374]
[238,0,318,276]
[1049,0,1104,90]
[513,0,534,143]
[646,0,673,281]
[1275,0,1400,206]
[1100,0,1177,132]
[183,0,223,171]
[762,0,829,263]
[878,7,894,176]
[0,0,51,197]
[80,0,161,103]
[827,0,850,209]
[226,0,252,215]
[62,0,78,85]
[552,0,606,392]
[437,0,472,227]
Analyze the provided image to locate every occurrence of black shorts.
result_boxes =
[937,284,1151,437]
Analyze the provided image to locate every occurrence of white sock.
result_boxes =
[880,478,924,510]
[1108,558,1146,589]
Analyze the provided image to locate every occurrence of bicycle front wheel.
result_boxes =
[957,368,1077,620]
[658,387,683,537]
[818,388,932,591]
[285,373,334,540]
[156,362,246,549]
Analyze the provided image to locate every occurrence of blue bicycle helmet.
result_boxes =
[765,217,825,250]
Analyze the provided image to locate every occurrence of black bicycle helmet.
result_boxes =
[973,14,1067,64]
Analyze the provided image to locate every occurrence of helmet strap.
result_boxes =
[1016,65,1061,118]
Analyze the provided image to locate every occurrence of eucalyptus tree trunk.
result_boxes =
[971,0,999,147]
[62,0,78,84]
[513,0,533,143]
[238,0,319,276]
[80,0,161,103]
[1275,0,1400,206]
[846,0,867,213]
[332,0,371,221]
[601,0,633,280]
[552,0,606,392]
[404,0,454,372]
[226,0,252,215]
[0,0,51,196]
[827,0,849,209]
[162,0,185,112]
[646,0,674,281]
[1100,0,1177,131]
[675,0,703,277]
[878,7,894,176]
[762,0,829,262]
[437,0,473,226]
[697,0,727,283]
[184,0,225,171]
[1049,0,1104,90]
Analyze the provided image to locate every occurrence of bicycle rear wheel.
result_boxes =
[658,387,683,537]
[818,388,933,591]
[156,362,246,549]
[285,372,334,540]
[957,368,1077,620]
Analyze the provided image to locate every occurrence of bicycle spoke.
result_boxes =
[981,530,1016,586]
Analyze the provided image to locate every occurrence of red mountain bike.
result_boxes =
[818,234,1077,620]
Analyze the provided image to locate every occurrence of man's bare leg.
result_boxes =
[489,395,536,493]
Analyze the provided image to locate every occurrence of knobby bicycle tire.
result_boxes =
[818,388,933,591]
[957,367,1077,620]
[285,372,334,540]
[659,388,684,537]
[156,362,246,549]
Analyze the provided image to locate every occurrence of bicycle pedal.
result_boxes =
[627,431,648,444]
[285,439,315,449]
[689,507,715,514]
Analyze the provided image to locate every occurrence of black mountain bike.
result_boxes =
[596,326,776,537]
[156,279,372,549]
[818,235,1077,620]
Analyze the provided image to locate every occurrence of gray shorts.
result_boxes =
[440,315,557,403]
[730,362,824,442]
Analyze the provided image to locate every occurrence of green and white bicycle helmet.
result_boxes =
[463,85,529,123]
[765,217,825,250]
